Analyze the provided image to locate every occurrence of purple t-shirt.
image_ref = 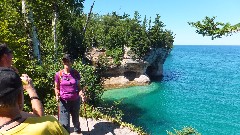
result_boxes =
[55,70,81,101]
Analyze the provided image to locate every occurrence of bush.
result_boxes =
[167,126,201,135]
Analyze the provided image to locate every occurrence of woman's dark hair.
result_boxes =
[0,43,12,59]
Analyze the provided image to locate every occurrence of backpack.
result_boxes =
[58,69,80,93]
[58,69,79,83]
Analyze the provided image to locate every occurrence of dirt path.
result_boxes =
[70,117,139,135]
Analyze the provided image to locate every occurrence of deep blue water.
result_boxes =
[102,45,240,135]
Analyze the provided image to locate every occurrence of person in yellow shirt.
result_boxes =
[0,68,69,134]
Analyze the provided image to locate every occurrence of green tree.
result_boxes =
[128,12,150,59]
[83,12,174,63]
[188,16,240,40]
[0,0,30,74]
[148,14,174,49]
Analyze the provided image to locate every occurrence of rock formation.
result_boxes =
[85,47,170,89]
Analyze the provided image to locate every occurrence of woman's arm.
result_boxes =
[54,81,60,101]
[78,82,86,102]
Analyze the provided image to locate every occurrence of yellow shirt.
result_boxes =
[0,116,69,135]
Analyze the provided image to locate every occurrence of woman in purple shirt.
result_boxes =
[54,54,85,134]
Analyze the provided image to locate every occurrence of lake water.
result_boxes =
[102,45,240,135]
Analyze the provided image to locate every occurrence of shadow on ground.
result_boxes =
[70,121,119,135]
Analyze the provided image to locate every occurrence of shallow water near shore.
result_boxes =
[102,45,240,135]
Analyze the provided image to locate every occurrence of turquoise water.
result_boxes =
[102,45,240,135]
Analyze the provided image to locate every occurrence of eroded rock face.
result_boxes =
[144,48,170,80]
[85,47,170,89]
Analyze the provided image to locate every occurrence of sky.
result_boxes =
[83,0,240,45]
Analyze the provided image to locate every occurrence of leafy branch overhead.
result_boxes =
[188,16,239,40]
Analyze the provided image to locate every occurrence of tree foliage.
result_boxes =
[1,1,174,115]
[188,16,239,40]
[167,126,201,135]
[0,0,98,115]
[84,11,174,64]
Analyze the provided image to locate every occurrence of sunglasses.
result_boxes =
[63,59,72,63]
[63,60,69,62]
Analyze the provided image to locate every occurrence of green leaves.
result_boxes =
[73,60,104,105]
[0,0,87,115]
[167,126,201,135]
[188,16,238,40]
[84,12,174,63]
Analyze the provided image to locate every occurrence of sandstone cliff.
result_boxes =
[85,47,170,89]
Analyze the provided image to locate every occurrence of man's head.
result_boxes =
[0,67,22,108]
[0,43,13,67]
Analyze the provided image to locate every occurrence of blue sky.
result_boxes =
[83,0,240,45]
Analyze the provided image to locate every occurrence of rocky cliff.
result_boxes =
[85,47,170,89]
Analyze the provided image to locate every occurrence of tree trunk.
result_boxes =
[22,0,41,64]
[52,3,58,61]
[29,10,41,64]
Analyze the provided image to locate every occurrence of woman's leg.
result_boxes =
[70,98,81,132]
[59,98,70,133]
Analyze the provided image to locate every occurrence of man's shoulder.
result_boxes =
[41,115,58,121]
[3,115,67,135]
[27,115,58,122]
